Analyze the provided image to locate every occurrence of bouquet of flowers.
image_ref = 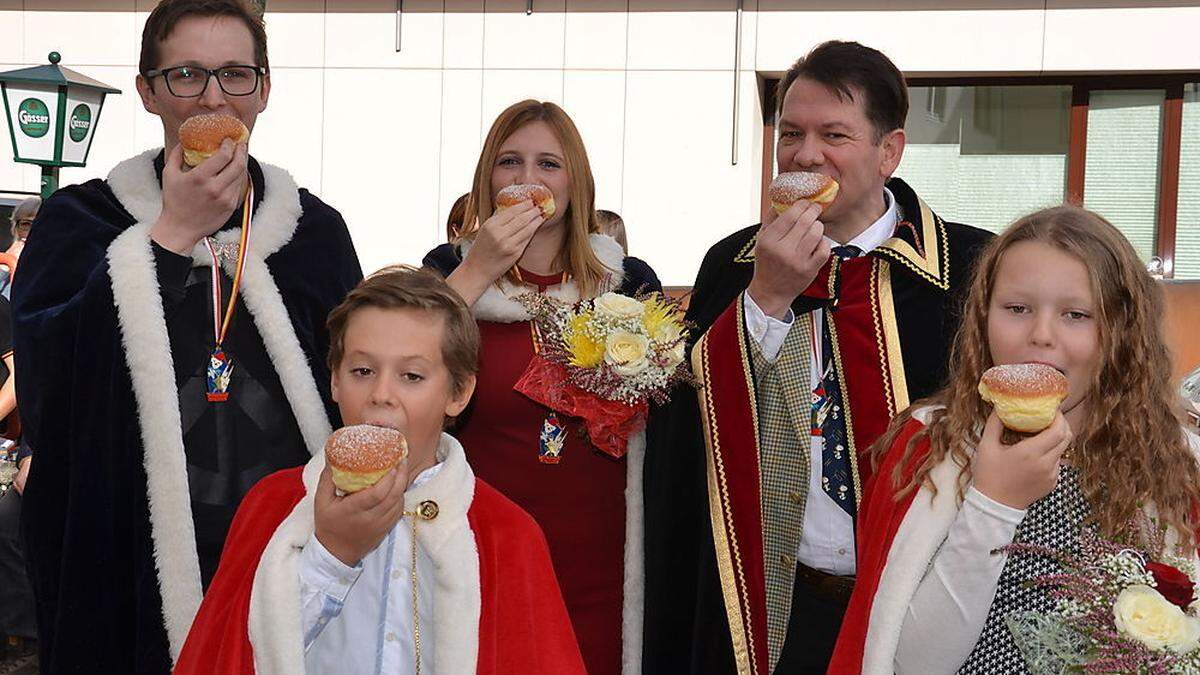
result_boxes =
[514,291,691,458]
[1005,518,1200,674]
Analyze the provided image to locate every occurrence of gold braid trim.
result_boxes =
[694,302,760,675]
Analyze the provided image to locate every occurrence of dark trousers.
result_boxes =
[773,564,852,674]
[0,489,36,638]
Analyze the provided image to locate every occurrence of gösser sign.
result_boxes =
[1,52,121,197]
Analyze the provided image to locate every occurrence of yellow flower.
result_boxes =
[1114,584,1200,653]
[564,313,604,368]
[642,294,685,343]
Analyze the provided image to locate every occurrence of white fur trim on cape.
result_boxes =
[247,433,481,674]
[466,233,626,323]
[622,429,646,675]
[104,149,331,662]
[860,412,1200,675]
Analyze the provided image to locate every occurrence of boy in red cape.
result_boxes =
[175,266,585,674]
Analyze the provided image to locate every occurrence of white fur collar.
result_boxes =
[247,433,482,674]
[105,149,332,662]
[467,233,626,323]
[861,414,1200,675]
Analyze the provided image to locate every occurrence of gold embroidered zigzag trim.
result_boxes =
[869,262,895,420]
[877,262,911,415]
[876,198,950,291]
[694,301,761,675]
[734,233,758,264]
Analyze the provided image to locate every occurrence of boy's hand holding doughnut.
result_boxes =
[314,425,411,566]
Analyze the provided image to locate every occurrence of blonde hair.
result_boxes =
[459,100,613,298]
[876,205,1200,550]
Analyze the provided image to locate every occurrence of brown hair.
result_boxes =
[139,0,269,77]
[327,265,479,397]
[875,205,1200,550]
[776,40,908,143]
[446,193,470,243]
[596,209,627,254]
[461,99,614,298]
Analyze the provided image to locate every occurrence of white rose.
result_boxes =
[594,292,645,320]
[1114,584,1200,653]
[605,331,650,375]
[664,340,686,368]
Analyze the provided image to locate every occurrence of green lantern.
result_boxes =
[1,52,121,198]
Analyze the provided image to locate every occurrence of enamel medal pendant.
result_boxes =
[538,413,568,464]
[201,179,254,405]
[206,348,234,402]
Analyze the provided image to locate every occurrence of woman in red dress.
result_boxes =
[423,99,661,675]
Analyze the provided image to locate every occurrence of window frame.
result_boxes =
[761,74,1200,277]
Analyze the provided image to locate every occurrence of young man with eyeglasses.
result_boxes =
[11,2,362,672]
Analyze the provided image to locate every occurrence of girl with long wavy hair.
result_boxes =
[422,99,660,674]
[829,205,1200,674]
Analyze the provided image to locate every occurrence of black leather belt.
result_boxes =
[794,561,856,606]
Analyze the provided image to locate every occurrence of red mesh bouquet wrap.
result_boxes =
[513,291,692,459]
[514,357,647,458]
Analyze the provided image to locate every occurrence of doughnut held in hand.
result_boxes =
[496,184,556,219]
[179,113,250,167]
[769,171,839,214]
[978,363,1069,433]
[325,424,408,494]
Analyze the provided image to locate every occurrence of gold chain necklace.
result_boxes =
[403,500,440,675]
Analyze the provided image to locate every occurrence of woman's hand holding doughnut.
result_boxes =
[447,199,544,306]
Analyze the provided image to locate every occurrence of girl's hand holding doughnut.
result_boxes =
[972,411,1073,511]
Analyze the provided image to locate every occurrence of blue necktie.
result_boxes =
[814,244,862,518]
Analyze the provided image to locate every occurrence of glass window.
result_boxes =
[896,85,1070,233]
[1175,84,1200,279]
[1083,89,1165,264]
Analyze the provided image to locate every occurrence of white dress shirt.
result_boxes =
[300,461,444,675]
[743,187,898,575]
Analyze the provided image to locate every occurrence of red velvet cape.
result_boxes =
[173,467,586,674]
[827,417,929,674]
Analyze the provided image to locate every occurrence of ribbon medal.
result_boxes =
[202,179,254,403]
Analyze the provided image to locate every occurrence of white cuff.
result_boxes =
[299,533,363,604]
[964,485,1028,525]
[743,292,794,362]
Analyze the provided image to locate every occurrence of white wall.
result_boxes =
[3,1,1199,284]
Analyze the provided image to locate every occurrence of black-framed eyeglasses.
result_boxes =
[144,65,265,98]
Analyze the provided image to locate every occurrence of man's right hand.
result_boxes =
[746,200,831,320]
[313,462,409,567]
[149,140,250,255]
